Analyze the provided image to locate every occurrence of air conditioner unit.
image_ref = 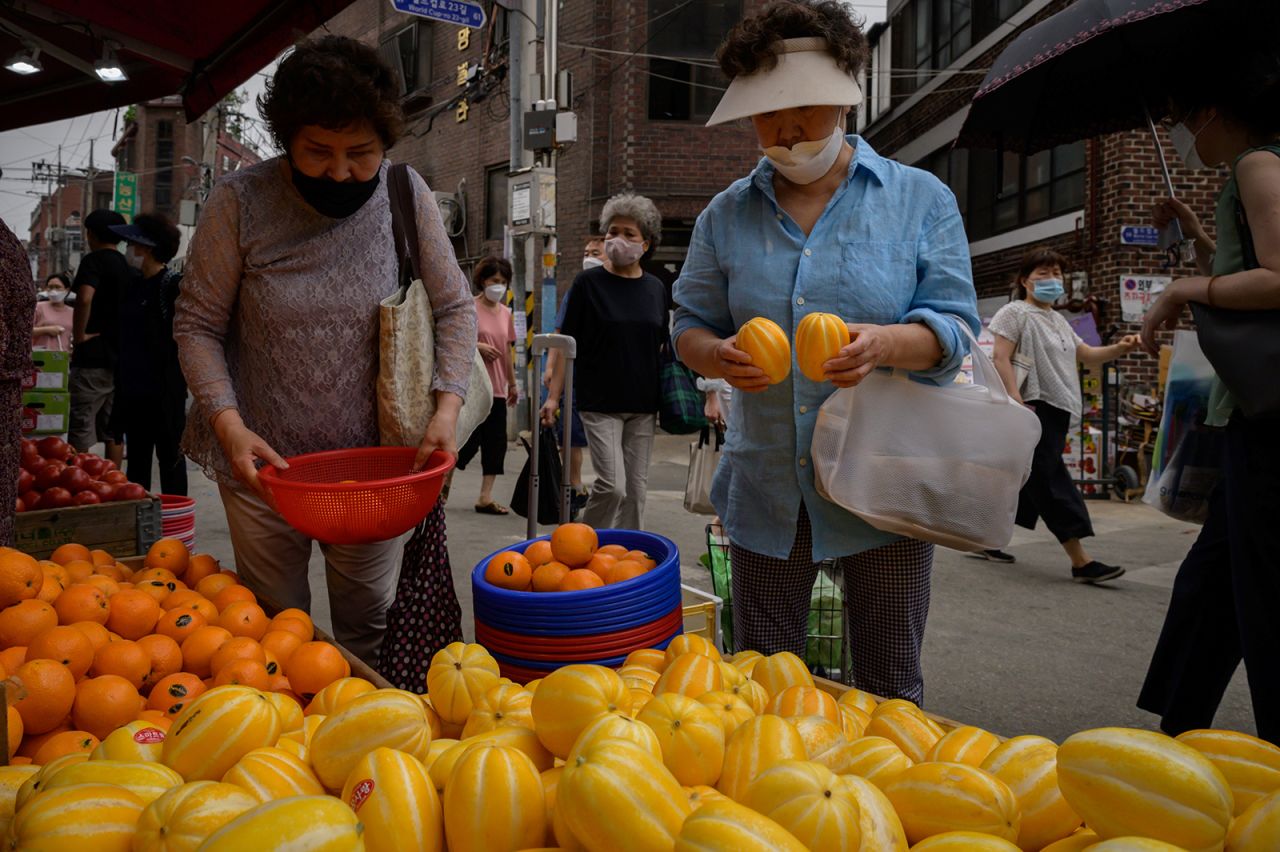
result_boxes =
[46,227,64,243]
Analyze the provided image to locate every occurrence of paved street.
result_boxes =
[182,432,1253,743]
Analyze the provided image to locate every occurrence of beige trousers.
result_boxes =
[218,483,408,664]
[578,411,656,531]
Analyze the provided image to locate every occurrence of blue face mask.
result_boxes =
[1032,278,1065,304]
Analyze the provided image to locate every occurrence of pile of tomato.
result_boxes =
[15,437,148,513]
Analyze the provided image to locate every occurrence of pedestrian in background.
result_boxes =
[543,200,666,530]
[32,273,74,352]
[1,220,35,546]
[988,247,1141,583]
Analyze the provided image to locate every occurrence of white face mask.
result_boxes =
[47,290,68,303]
[126,249,144,271]
[582,256,605,269]
[762,126,845,185]
[483,284,507,303]
[1170,113,1215,170]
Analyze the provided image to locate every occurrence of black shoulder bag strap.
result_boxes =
[387,163,423,290]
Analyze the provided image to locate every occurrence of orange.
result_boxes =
[31,729,99,765]
[134,580,176,604]
[90,639,151,689]
[183,553,221,586]
[70,621,111,652]
[41,562,69,586]
[604,561,648,585]
[596,544,629,559]
[62,559,96,583]
[5,705,22,759]
[36,572,63,604]
[89,549,117,567]
[559,569,605,592]
[531,562,571,592]
[147,672,207,716]
[212,584,256,611]
[17,723,69,759]
[269,674,295,695]
[0,550,43,607]
[287,641,352,701]
[12,658,77,735]
[262,647,281,678]
[135,709,173,730]
[54,584,110,625]
[71,674,143,740]
[132,566,177,586]
[0,598,58,647]
[550,522,598,567]
[144,538,189,577]
[105,589,162,640]
[273,608,314,636]
[524,540,555,568]
[270,617,313,643]
[50,543,92,565]
[155,606,208,644]
[26,625,94,679]
[261,630,304,672]
[625,550,657,570]
[583,553,617,581]
[484,551,533,591]
[210,636,267,676]
[214,658,271,690]
[137,634,183,686]
[180,626,232,678]
[162,588,202,611]
[92,562,128,582]
[184,596,220,623]
[114,562,135,581]
[0,645,27,672]
[82,575,121,597]
[218,601,269,640]
[195,573,237,600]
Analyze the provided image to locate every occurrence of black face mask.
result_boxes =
[289,161,382,218]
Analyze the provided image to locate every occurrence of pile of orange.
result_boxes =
[483,522,658,593]
[0,539,351,766]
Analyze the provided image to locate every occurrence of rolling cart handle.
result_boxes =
[528,333,578,539]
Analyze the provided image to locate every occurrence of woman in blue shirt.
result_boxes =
[673,0,979,702]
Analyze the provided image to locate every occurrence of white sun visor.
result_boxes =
[706,37,864,126]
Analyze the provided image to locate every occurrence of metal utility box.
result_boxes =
[508,168,556,235]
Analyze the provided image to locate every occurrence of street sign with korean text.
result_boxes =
[113,172,137,222]
[391,0,486,28]
[1120,225,1160,247]
[1120,274,1170,322]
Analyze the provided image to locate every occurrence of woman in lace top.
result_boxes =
[174,36,476,663]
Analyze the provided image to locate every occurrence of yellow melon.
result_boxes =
[715,661,746,690]
[468,723,555,772]
[629,687,656,713]
[795,311,852,382]
[304,677,376,717]
[618,666,661,691]
[865,704,941,763]
[768,685,841,724]
[341,746,443,852]
[162,685,284,782]
[309,688,432,790]
[736,316,791,384]
[697,690,756,740]
[461,682,535,738]
[734,679,770,715]
[264,691,304,734]
[909,831,1022,851]
[742,759,862,849]
[839,704,871,741]
[1041,829,1099,851]
[623,648,669,673]
[1086,840,1191,851]
[91,720,168,763]
[1056,727,1233,851]
[684,784,731,811]
[425,642,500,726]
[134,781,258,852]
[426,739,471,793]
[529,664,632,759]
[654,652,724,699]
[636,692,726,787]
[884,761,1021,844]
[928,725,1002,766]
[728,650,763,677]
[539,766,563,847]
[222,746,325,803]
[786,714,847,761]
[566,712,662,764]
[1226,787,1280,851]
[664,634,721,665]
[716,714,807,802]
[0,765,38,822]
[36,758,183,805]
[197,795,364,851]
[981,735,1082,851]
[749,651,812,699]
[837,686,879,716]
[7,782,145,851]
[842,773,909,851]
[1176,729,1280,816]
[15,752,90,811]
[839,735,914,789]
[674,797,808,851]
[444,743,545,852]
[279,713,326,747]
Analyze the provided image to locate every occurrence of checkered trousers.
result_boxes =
[729,506,934,703]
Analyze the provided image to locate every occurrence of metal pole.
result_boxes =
[510,0,537,434]
[529,334,577,534]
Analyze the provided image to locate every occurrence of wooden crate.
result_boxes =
[14,498,161,560]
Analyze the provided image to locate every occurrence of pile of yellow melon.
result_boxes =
[1,633,1277,851]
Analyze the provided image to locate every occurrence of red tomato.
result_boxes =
[102,470,128,485]
[21,454,46,475]
[17,469,33,493]
[19,490,40,509]
[114,483,149,502]
[37,487,73,509]
[36,436,71,461]
[85,480,115,500]
[73,490,101,506]
[20,439,37,457]
[34,463,65,491]
[14,497,25,513]
[79,456,108,478]
[59,467,92,493]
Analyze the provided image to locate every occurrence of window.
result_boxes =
[486,164,509,241]
[891,0,1029,101]
[646,0,742,121]
[154,120,174,210]
[380,22,432,96]
[93,192,112,212]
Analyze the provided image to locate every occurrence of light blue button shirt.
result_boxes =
[672,136,980,561]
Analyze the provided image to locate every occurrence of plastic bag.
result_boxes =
[683,426,723,515]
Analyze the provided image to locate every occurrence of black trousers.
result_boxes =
[117,392,188,496]
[1015,401,1094,543]
[1139,413,1280,744]
[457,397,508,477]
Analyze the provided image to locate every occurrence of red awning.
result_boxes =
[0,0,358,132]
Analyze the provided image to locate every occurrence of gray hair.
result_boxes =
[600,193,662,246]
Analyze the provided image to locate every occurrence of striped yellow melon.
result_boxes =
[728,650,763,677]
[697,690,756,739]
[929,725,1001,766]
[654,652,723,699]
[530,664,632,759]
[162,685,284,782]
[443,743,545,852]
[310,689,432,790]
[474,722,555,771]
[426,739,471,793]
[0,765,38,822]
[866,704,942,763]
[7,782,145,851]
[884,761,1021,844]
[874,698,929,719]
[222,746,324,803]
[716,661,746,690]
[716,714,806,802]
[340,747,442,852]
[133,781,258,852]
[619,666,661,690]
[664,634,721,664]
[91,720,167,763]
[552,789,589,852]
[786,714,846,760]
[981,735,1082,851]
[1086,840,1190,851]
[630,687,656,712]
[280,713,326,746]
[15,752,90,811]
[623,648,669,673]
[674,797,807,851]
[461,682,534,738]
[566,712,662,765]
[305,677,376,717]
[264,692,304,733]
[734,679,770,715]
[909,831,1022,851]
[750,651,813,699]
[684,784,731,810]
[275,736,307,762]
[197,794,364,851]
[736,316,791,384]
[540,766,564,847]
[37,758,183,805]
[839,704,871,741]
[840,735,914,789]
[1056,727,1233,851]
[795,311,852,382]
[419,697,443,740]
[768,685,841,724]
[1176,729,1280,816]
[742,759,862,849]
[559,736,692,852]
[838,687,879,715]
[1040,829,1098,851]
[426,642,500,726]
[636,692,726,787]
[1226,787,1280,851]
[423,738,458,774]
[842,773,909,850]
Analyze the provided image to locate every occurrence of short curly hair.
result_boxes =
[600,193,662,246]
[717,0,868,79]
[259,35,405,152]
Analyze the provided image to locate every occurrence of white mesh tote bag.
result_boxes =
[811,322,1041,551]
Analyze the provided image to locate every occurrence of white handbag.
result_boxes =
[683,426,724,515]
[811,321,1041,552]
[378,164,492,450]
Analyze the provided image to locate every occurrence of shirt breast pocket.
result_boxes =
[838,241,916,325]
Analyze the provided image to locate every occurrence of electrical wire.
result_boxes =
[571,0,697,44]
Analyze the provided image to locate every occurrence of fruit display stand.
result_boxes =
[14,497,161,560]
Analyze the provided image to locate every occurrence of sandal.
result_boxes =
[475,501,510,515]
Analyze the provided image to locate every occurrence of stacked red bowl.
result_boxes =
[160,494,196,551]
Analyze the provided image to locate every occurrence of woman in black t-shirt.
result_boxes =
[542,193,667,530]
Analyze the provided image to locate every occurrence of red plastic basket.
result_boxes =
[259,447,454,545]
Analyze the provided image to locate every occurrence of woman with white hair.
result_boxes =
[542,193,667,530]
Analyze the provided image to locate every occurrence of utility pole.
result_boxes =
[509,0,537,433]
[539,0,559,344]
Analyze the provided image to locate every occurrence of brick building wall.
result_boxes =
[27,173,116,281]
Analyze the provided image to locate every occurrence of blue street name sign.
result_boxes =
[391,0,486,28]
[1120,225,1160,247]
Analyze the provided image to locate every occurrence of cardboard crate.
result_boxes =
[14,498,161,560]
[19,390,70,436]
[22,350,70,392]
